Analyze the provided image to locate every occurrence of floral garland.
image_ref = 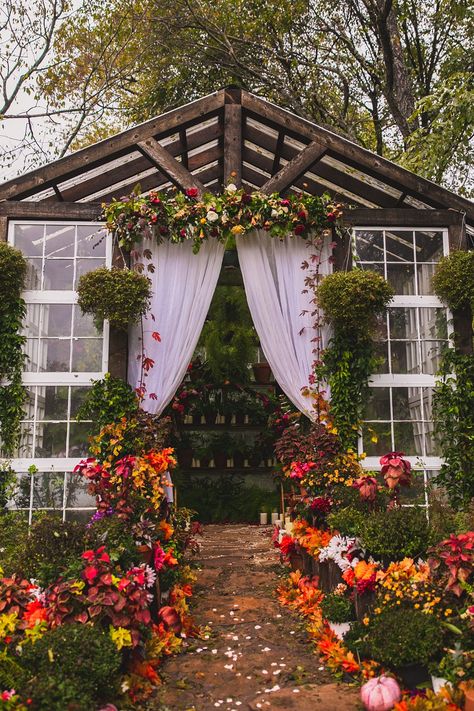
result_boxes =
[102,184,342,253]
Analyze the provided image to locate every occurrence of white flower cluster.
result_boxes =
[319,535,358,572]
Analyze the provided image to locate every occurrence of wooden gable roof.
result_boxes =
[1,87,473,230]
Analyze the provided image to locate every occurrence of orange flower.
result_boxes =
[159,521,174,541]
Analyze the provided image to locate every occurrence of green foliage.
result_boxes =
[321,593,354,623]
[0,243,27,456]
[0,462,16,510]
[7,514,86,587]
[76,373,139,435]
[77,266,152,330]
[0,651,25,691]
[200,286,257,383]
[359,506,433,562]
[326,506,365,537]
[433,349,474,509]
[316,270,393,450]
[0,512,29,576]
[356,607,444,668]
[84,515,139,570]
[19,624,121,710]
[432,250,474,312]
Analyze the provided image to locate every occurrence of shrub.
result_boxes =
[77,267,152,330]
[84,515,138,570]
[327,506,365,537]
[76,373,139,435]
[274,422,339,469]
[19,624,121,711]
[432,250,474,312]
[0,652,25,690]
[0,513,28,576]
[357,607,444,668]
[321,593,354,623]
[359,506,433,562]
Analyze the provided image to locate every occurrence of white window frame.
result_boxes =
[352,226,451,504]
[6,220,112,520]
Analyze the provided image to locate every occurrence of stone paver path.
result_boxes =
[155,524,360,711]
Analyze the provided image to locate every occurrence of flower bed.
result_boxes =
[273,413,474,711]
[0,413,202,710]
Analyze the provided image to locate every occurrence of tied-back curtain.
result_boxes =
[128,238,225,415]
[236,230,330,420]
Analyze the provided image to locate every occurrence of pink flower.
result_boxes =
[153,542,166,572]
[1,690,16,701]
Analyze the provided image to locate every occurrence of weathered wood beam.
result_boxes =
[272,131,285,175]
[242,92,474,223]
[0,202,103,220]
[0,216,7,242]
[223,87,242,188]
[260,140,326,194]
[179,129,189,169]
[0,90,225,201]
[344,208,465,226]
[137,138,206,196]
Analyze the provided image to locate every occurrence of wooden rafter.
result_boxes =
[137,138,206,196]
[223,87,242,188]
[260,140,326,194]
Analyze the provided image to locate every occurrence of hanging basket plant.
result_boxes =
[77,267,152,330]
[432,250,474,313]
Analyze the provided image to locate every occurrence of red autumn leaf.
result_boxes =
[149,392,158,400]
[142,357,155,371]
[152,331,161,342]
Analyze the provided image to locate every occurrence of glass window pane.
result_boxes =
[23,304,42,338]
[43,259,74,290]
[32,472,65,509]
[10,474,33,510]
[362,422,392,456]
[70,387,90,417]
[386,263,415,294]
[354,230,384,261]
[23,388,36,420]
[415,231,443,262]
[373,341,389,373]
[419,308,448,340]
[385,230,414,262]
[393,421,424,455]
[68,422,91,457]
[42,385,69,420]
[77,226,106,257]
[34,422,68,457]
[392,387,422,420]
[42,304,72,337]
[359,262,385,277]
[41,339,71,372]
[364,388,390,420]
[14,224,44,256]
[399,473,427,504]
[25,259,43,289]
[389,308,418,340]
[391,341,420,374]
[71,339,102,371]
[417,263,437,295]
[73,306,100,337]
[66,477,96,511]
[44,225,75,259]
[421,341,447,375]
[75,259,105,287]
[16,423,34,458]
[24,339,39,372]
[423,421,440,456]
[421,388,435,421]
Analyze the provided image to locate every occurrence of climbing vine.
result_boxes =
[314,269,394,450]
[0,243,27,456]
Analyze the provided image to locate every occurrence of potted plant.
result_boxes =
[194,434,212,468]
[248,443,263,468]
[210,432,234,469]
[175,433,194,469]
[232,436,250,468]
[359,506,434,565]
[430,646,474,693]
[321,592,355,639]
[252,354,272,384]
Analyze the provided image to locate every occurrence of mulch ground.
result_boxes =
[153,524,361,711]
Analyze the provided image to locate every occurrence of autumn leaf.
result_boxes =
[152,331,161,341]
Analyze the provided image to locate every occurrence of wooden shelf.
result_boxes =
[181,423,267,431]
[179,467,276,475]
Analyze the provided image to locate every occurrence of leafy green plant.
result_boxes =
[359,506,433,562]
[321,592,354,623]
[76,373,139,435]
[77,266,152,330]
[0,462,16,510]
[19,624,121,711]
[432,250,474,313]
[0,512,29,576]
[356,607,444,668]
[327,506,366,537]
[315,269,393,449]
[0,243,27,456]
[435,646,474,683]
[433,349,474,509]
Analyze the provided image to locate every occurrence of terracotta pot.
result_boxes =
[233,452,246,468]
[192,412,202,425]
[199,456,211,468]
[213,452,228,468]
[252,362,272,384]
[204,411,217,425]
[235,412,245,425]
[248,453,262,468]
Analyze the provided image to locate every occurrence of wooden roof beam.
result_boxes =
[223,87,242,188]
[260,140,326,194]
[137,138,206,196]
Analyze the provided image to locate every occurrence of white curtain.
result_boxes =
[236,230,330,420]
[128,238,225,415]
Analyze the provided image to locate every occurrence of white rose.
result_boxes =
[206,210,219,222]
[271,209,279,218]
[226,183,237,193]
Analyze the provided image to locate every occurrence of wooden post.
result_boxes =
[223,87,242,188]
[0,216,8,243]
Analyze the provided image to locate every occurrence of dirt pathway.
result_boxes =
[155,524,360,711]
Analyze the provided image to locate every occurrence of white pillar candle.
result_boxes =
[259,512,268,525]
[285,520,293,535]
[271,512,279,524]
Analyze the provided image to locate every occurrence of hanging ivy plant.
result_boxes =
[77,267,152,330]
[102,184,343,253]
[0,242,27,456]
[432,250,474,313]
[315,269,394,450]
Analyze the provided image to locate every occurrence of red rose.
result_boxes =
[327,212,336,222]
[294,224,305,235]
[186,187,199,198]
